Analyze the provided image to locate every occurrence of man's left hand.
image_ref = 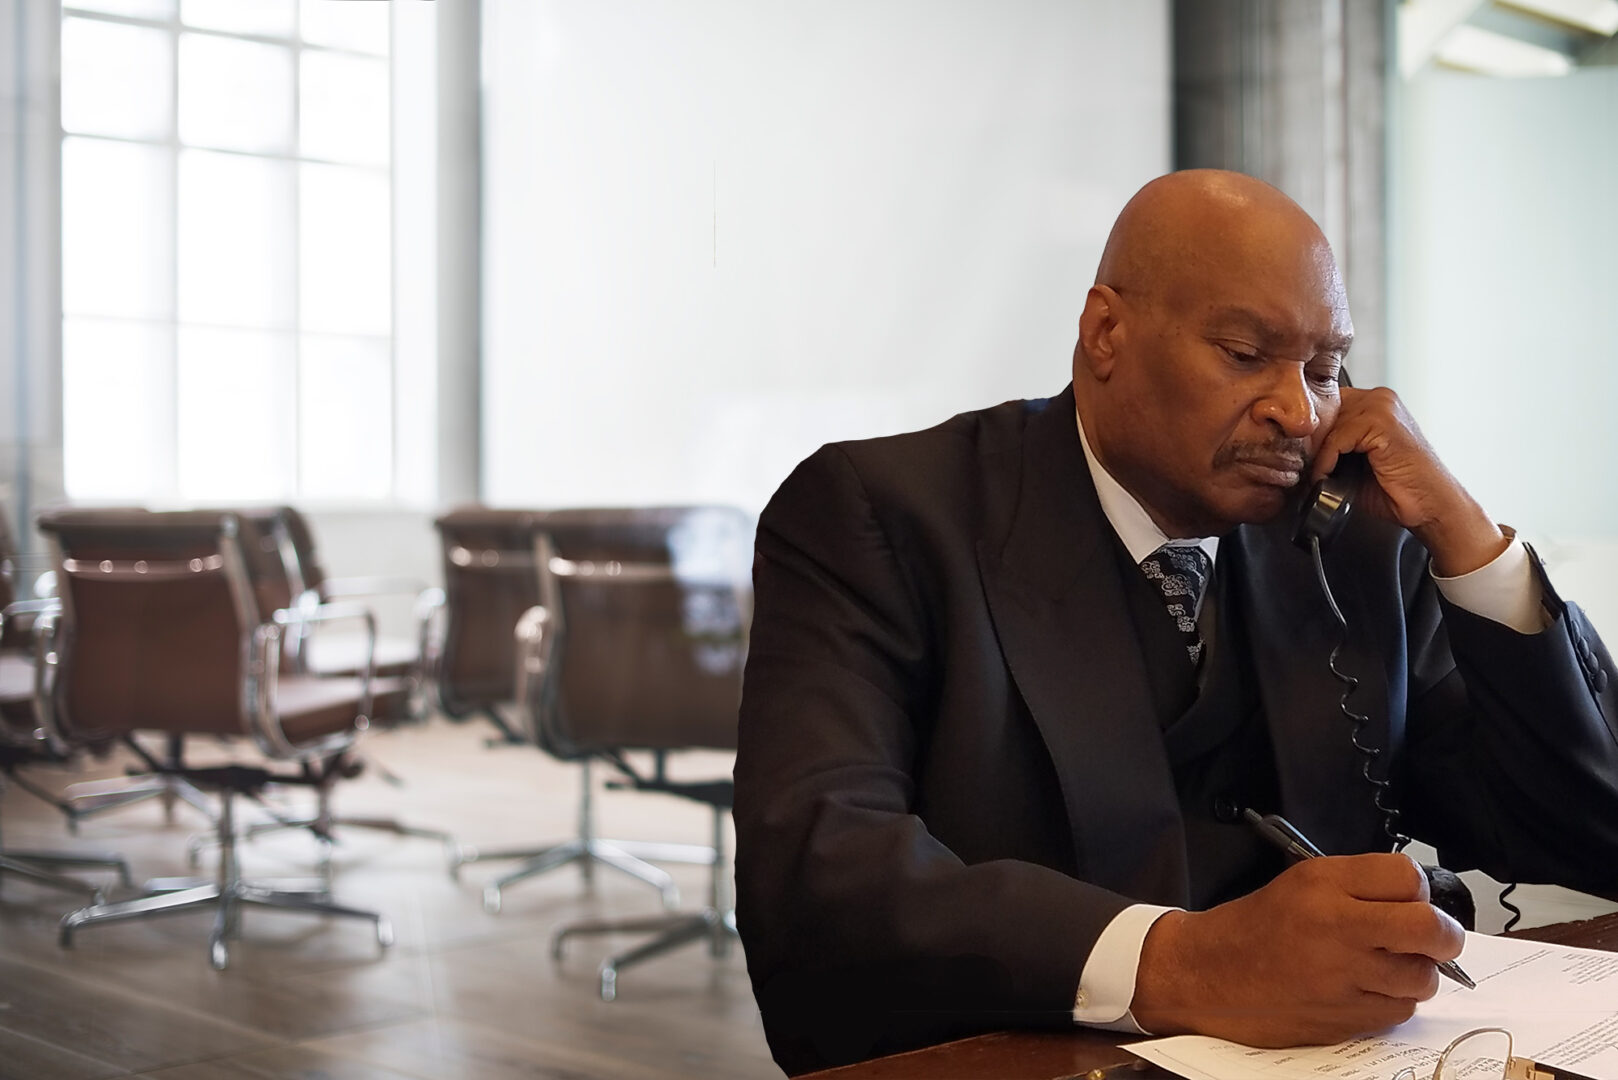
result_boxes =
[1311,386,1508,576]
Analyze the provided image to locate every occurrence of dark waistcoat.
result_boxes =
[1110,537,1287,909]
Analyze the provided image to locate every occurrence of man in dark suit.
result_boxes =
[732,170,1618,1075]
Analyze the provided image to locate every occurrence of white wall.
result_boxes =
[481,0,1171,514]
[1393,67,1618,636]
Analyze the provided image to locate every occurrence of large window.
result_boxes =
[60,0,395,503]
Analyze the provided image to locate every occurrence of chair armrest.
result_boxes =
[0,597,61,638]
[272,600,376,630]
[414,587,446,688]
[26,568,57,600]
[3,606,69,755]
[414,586,445,620]
[318,575,430,602]
[248,602,376,760]
[512,605,553,747]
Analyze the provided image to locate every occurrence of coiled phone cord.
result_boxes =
[1309,533,1412,852]
[1498,882,1523,931]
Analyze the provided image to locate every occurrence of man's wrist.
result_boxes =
[1415,497,1509,578]
[1128,909,1199,1036]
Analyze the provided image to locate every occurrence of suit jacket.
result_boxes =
[733,387,1618,1074]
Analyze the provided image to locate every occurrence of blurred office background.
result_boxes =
[0,1,1614,1077]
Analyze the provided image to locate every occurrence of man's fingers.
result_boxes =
[1282,854,1465,976]
[1363,901,1467,964]
[1360,949,1445,1002]
[1291,852,1429,902]
[1310,387,1370,480]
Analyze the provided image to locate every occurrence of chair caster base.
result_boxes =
[56,879,390,969]
[553,907,739,1001]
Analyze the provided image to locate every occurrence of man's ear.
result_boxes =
[1076,285,1123,383]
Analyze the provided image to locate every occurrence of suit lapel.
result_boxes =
[976,390,1190,905]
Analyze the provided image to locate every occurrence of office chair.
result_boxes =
[183,506,454,868]
[517,508,750,1000]
[446,508,733,915]
[38,509,392,969]
[24,507,219,832]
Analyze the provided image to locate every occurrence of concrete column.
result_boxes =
[1172,0,1391,386]
[0,0,63,554]
[436,0,480,507]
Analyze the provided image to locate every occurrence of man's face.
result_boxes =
[1096,225,1353,538]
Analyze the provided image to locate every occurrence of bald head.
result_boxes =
[1073,170,1354,538]
[1095,170,1342,313]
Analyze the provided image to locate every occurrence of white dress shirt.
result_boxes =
[1069,409,1546,1031]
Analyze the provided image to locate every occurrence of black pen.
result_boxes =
[1242,809,1477,990]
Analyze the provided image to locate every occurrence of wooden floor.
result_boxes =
[0,718,781,1079]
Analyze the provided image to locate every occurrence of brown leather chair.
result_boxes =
[38,509,392,969]
[0,510,131,901]
[24,507,219,830]
[445,508,734,912]
[516,507,750,1000]
[175,507,453,865]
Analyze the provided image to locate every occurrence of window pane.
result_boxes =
[300,50,389,166]
[61,17,173,141]
[63,317,176,501]
[176,327,296,500]
[301,164,390,336]
[64,0,175,18]
[178,150,294,329]
[299,0,388,55]
[178,33,293,154]
[62,137,174,319]
[181,0,294,37]
[299,335,392,500]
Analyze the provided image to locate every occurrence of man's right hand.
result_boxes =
[1129,853,1466,1046]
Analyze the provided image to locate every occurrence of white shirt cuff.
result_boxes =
[1072,903,1178,1032]
[1431,535,1547,635]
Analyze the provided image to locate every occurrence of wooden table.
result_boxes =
[801,911,1618,1079]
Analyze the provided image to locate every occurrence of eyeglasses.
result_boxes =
[1389,1027,1598,1080]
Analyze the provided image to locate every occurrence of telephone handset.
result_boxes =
[1294,363,1367,554]
[1292,452,1368,554]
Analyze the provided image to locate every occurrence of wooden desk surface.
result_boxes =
[800,911,1618,1080]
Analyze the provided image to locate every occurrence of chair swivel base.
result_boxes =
[250,814,457,853]
[0,849,132,903]
[187,815,460,869]
[552,906,739,1001]
[61,773,215,832]
[454,837,713,914]
[59,878,393,970]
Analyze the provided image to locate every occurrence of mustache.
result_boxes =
[1214,439,1311,471]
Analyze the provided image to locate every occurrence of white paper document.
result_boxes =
[1129,931,1618,1080]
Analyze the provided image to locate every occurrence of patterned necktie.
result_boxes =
[1138,545,1213,667]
